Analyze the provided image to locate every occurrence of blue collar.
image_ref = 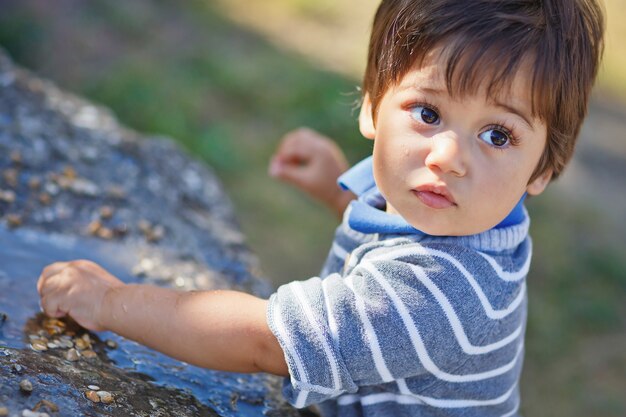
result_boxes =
[338,156,526,235]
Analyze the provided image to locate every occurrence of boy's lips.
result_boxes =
[412,184,456,209]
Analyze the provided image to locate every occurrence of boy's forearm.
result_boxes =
[100,284,288,376]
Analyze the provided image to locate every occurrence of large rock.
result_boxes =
[0,49,303,417]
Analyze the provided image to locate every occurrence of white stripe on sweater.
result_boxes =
[322,276,341,351]
[407,264,523,353]
[361,262,524,382]
[291,281,342,391]
[344,275,395,382]
[369,246,527,319]
[337,381,516,408]
[395,378,519,413]
[478,247,532,281]
[272,300,310,408]
[295,391,308,409]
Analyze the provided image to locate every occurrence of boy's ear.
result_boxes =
[526,169,553,196]
[359,93,376,140]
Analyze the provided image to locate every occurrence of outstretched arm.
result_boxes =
[269,127,355,218]
[37,260,288,376]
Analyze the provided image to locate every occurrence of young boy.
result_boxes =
[37,0,604,416]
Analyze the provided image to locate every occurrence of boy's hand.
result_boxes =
[269,127,355,217]
[37,260,124,331]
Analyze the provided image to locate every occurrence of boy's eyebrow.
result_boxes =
[400,84,446,95]
[492,100,535,131]
[416,86,445,95]
[402,83,536,131]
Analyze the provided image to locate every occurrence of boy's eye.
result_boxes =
[479,129,510,147]
[411,106,440,125]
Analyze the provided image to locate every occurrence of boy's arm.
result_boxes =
[269,127,355,218]
[37,260,288,376]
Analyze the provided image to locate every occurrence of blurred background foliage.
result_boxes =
[0,1,624,416]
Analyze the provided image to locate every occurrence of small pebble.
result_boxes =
[62,166,77,180]
[96,227,114,240]
[87,385,100,391]
[19,379,33,393]
[43,318,66,335]
[106,185,126,199]
[97,391,114,404]
[0,189,15,203]
[85,390,100,403]
[38,193,52,205]
[105,340,118,349]
[30,341,48,352]
[6,214,22,228]
[10,150,22,165]
[87,220,101,236]
[81,350,97,359]
[22,410,49,417]
[137,219,151,233]
[28,177,41,190]
[69,178,99,196]
[0,407,8,416]
[2,169,18,188]
[99,206,114,220]
[147,224,165,242]
[74,338,89,350]
[43,181,59,196]
[65,348,80,362]
[32,400,58,413]
[46,342,58,349]
[60,339,74,349]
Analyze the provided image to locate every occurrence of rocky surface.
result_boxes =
[0,49,303,417]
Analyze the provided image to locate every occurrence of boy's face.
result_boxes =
[359,51,552,236]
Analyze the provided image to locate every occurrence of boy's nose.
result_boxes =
[424,131,467,177]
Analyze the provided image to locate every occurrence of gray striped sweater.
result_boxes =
[267,157,529,417]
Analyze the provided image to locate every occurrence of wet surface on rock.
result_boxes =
[0,50,302,416]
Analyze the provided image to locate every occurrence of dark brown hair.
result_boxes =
[363,0,605,181]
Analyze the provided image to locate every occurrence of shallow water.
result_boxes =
[0,226,277,417]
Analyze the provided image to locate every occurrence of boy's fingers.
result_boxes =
[270,151,313,181]
[37,262,69,294]
[274,141,310,165]
[269,151,310,179]
[37,266,73,297]
[272,164,307,187]
[40,293,66,319]
[40,262,70,280]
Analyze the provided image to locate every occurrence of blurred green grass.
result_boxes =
[0,1,624,416]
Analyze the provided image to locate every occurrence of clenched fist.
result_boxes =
[269,127,355,217]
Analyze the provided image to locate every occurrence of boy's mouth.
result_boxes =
[412,184,456,209]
